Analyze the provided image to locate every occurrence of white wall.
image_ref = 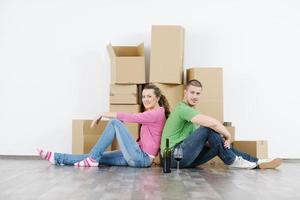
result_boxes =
[1,0,300,158]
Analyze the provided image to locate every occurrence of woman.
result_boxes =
[38,84,170,168]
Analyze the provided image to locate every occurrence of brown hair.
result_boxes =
[143,84,170,118]
[185,79,202,89]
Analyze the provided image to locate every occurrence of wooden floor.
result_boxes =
[0,158,299,200]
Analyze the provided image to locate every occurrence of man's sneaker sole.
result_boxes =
[258,158,282,169]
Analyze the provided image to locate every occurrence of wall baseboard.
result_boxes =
[0,155,41,160]
[0,155,299,162]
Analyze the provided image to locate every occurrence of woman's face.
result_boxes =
[142,89,160,110]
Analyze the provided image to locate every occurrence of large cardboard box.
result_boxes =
[107,43,145,84]
[233,140,268,159]
[187,67,224,122]
[150,25,184,84]
[187,67,223,100]
[72,120,111,154]
[110,84,138,105]
[109,104,140,150]
[152,83,184,111]
[197,100,224,123]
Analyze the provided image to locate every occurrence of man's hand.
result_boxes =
[91,116,102,128]
[224,139,231,149]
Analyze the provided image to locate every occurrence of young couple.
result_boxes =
[39,81,282,169]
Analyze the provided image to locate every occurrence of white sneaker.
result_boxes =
[257,158,282,169]
[229,156,257,169]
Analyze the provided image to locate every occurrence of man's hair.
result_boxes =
[185,79,202,89]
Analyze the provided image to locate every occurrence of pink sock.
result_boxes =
[37,148,55,164]
[74,157,99,167]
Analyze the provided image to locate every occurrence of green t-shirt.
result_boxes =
[160,101,200,154]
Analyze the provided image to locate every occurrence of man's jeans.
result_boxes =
[171,127,258,168]
[55,119,152,168]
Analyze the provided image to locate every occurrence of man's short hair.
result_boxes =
[185,79,202,89]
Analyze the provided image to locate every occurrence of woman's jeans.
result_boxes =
[54,119,152,168]
[171,127,258,168]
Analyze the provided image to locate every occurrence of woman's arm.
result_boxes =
[117,109,161,124]
[90,112,117,128]
[101,112,117,119]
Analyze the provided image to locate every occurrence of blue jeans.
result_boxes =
[171,127,258,168]
[171,127,210,168]
[205,129,258,165]
[55,119,152,168]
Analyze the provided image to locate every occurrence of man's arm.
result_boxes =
[191,114,231,141]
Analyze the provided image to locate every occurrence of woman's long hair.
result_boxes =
[142,84,170,118]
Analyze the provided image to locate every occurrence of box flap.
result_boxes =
[107,43,116,58]
[137,43,144,56]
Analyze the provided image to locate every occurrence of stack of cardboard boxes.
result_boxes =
[149,25,185,165]
[72,43,145,154]
[107,43,145,151]
[72,24,270,164]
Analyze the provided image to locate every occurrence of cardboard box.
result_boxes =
[150,25,184,84]
[109,104,141,113]
[187,67,223,100]
[72,120,111,154]
[233,140,268,159]
[107,43,145,84]
[187,67,224,122]
[109,104,140,150]
[110,84,138,105]
[197,100,224,123]
[152,83,184,111]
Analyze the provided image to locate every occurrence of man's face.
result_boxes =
[184,85,202,107]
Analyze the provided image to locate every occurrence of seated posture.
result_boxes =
[38,84,170,167]
[160,79,282,169]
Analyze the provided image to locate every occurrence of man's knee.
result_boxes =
[194,127,210,139]
[208,131,224,147]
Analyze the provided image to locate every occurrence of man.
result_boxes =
[160,79,282,169]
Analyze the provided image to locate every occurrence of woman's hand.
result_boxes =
[91,115,102,128]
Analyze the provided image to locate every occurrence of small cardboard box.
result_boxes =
[110,84,138,105]
[72,120,111,154]
[150,25,184,84]
[233,140,268,159]
[152,83,184,111]
[107,43,145,84]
